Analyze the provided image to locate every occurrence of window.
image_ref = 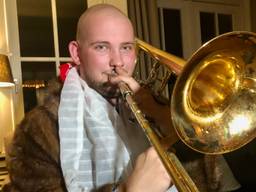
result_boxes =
[15,0,87,112]
[159,8,183,57]
[157,0,250,58]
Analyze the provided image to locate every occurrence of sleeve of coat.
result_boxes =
[6,105,67,192]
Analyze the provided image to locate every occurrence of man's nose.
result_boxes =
[110,50,124,67]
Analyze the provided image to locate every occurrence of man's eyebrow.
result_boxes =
[87,41,136,47]
[89,41,109,46]
[121,42,136,46]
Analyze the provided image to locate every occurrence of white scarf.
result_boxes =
[58,68,130,191]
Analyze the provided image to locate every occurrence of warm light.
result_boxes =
[0,82,14,87]
[229,115,251,135]
[22,80,45,89]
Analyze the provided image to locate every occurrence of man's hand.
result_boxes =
[108,66,140,93]
[122,147,172,192]
[134,87,179,148]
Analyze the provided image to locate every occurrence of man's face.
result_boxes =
[77,14,136,98]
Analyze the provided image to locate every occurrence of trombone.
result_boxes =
[119,31,256,191]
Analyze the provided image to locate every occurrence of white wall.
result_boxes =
[0,87,15,152]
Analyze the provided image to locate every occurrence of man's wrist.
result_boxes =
[112,182,126,192]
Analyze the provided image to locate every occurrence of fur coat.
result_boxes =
[4,80,67,192]
[3,80,238,192]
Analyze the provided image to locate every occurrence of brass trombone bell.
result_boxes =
[171,31,256,154]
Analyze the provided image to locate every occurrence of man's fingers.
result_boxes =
[109,75,140,93]
[114,66,129,76]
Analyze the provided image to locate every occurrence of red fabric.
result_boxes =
[59,63,73,83]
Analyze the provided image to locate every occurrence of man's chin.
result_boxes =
[89,81,121,99]
[96,86,120,99]
[101,90,120,99]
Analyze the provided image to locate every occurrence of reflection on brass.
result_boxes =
[172,31,256,154]
[120,31,256,192]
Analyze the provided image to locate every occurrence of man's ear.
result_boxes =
[69,41,81,65]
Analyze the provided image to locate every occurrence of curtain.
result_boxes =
[250,0,256,32]
[127,0,160,46]
[127,0,162,81]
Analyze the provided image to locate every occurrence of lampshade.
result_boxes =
[0,54,14,87]
[0,54,15,154]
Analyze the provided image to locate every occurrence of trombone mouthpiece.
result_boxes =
[119,81,133,99]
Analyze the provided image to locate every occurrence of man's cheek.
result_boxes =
[100,73,109,83]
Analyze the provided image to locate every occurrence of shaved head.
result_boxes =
[76,4,134,43]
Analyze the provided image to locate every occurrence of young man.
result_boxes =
[63,4,173,192]
[5,4,175,192]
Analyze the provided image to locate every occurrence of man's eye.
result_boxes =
[121,45,134,52]
[94,44,108,51]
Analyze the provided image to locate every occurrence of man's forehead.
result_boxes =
[77,6,132,41]
[80,6,127,28]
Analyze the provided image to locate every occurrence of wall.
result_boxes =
[0,87,15,152]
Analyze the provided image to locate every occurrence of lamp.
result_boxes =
[0,54,15,154]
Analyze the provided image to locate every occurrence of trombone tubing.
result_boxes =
[135,38,185,75]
